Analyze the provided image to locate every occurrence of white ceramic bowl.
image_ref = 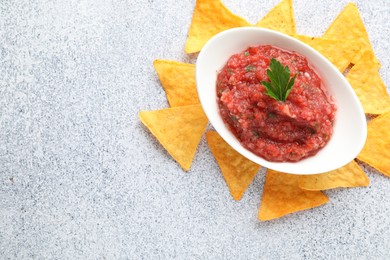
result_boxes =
[196,27,367,175]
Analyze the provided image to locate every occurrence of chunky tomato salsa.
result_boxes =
[217,45,337,162]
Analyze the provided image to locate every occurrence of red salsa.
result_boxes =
[217,45,337,162]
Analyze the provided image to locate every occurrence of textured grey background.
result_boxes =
[1,0,390,259]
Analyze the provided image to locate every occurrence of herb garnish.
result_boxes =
[245,65,256,72]
[261,58,297,102]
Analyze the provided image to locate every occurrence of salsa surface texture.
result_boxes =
[217,45,337,162]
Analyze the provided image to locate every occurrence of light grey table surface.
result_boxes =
[1,0,390,259]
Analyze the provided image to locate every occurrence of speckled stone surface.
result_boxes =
[1,0,390,259]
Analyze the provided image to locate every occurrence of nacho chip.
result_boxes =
[139,105,208,171]
[254,0,296,35]
[206,131,260,200]
[258,170,329,221]
[346,51,390,115]
[294,35,360,72]
[357,112,390,177]
[323,3,380,67]
[185,0,250,54]
[299,160,369,191]
[153,60,199,107]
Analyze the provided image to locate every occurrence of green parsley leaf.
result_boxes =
[261,58,297,102]
[244,51,249,57]
[245,64,256,72]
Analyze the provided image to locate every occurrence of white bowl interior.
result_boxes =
[196,27,367,175]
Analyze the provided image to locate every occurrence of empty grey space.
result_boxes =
[1,0,389,259]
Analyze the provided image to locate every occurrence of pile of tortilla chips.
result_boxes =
[139,0,390,221]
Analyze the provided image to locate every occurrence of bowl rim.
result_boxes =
[196,27,367,175]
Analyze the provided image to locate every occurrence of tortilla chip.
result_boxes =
[323,3,380,67]
[357,112,390,177]
[258,170,329,221]
[185,0,250,54]
[254,0,296,35]
[206,131,260,200]
[346,52,390,115]
[153,60,199,107]
[139,105,208,171]
[294,35,360,73]
[299,160,369,191]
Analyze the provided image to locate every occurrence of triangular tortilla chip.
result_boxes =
[258,170,329,221]
[293,35,360,73]
[357,112,390,177]
[323,3,380,67]
[346,52,390,115]
[299,160,369,191]
[254,0,296,35]
[206,131,260,200]
[153,60,199,107]
[139,105,208,171]
[185,0,250,54]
